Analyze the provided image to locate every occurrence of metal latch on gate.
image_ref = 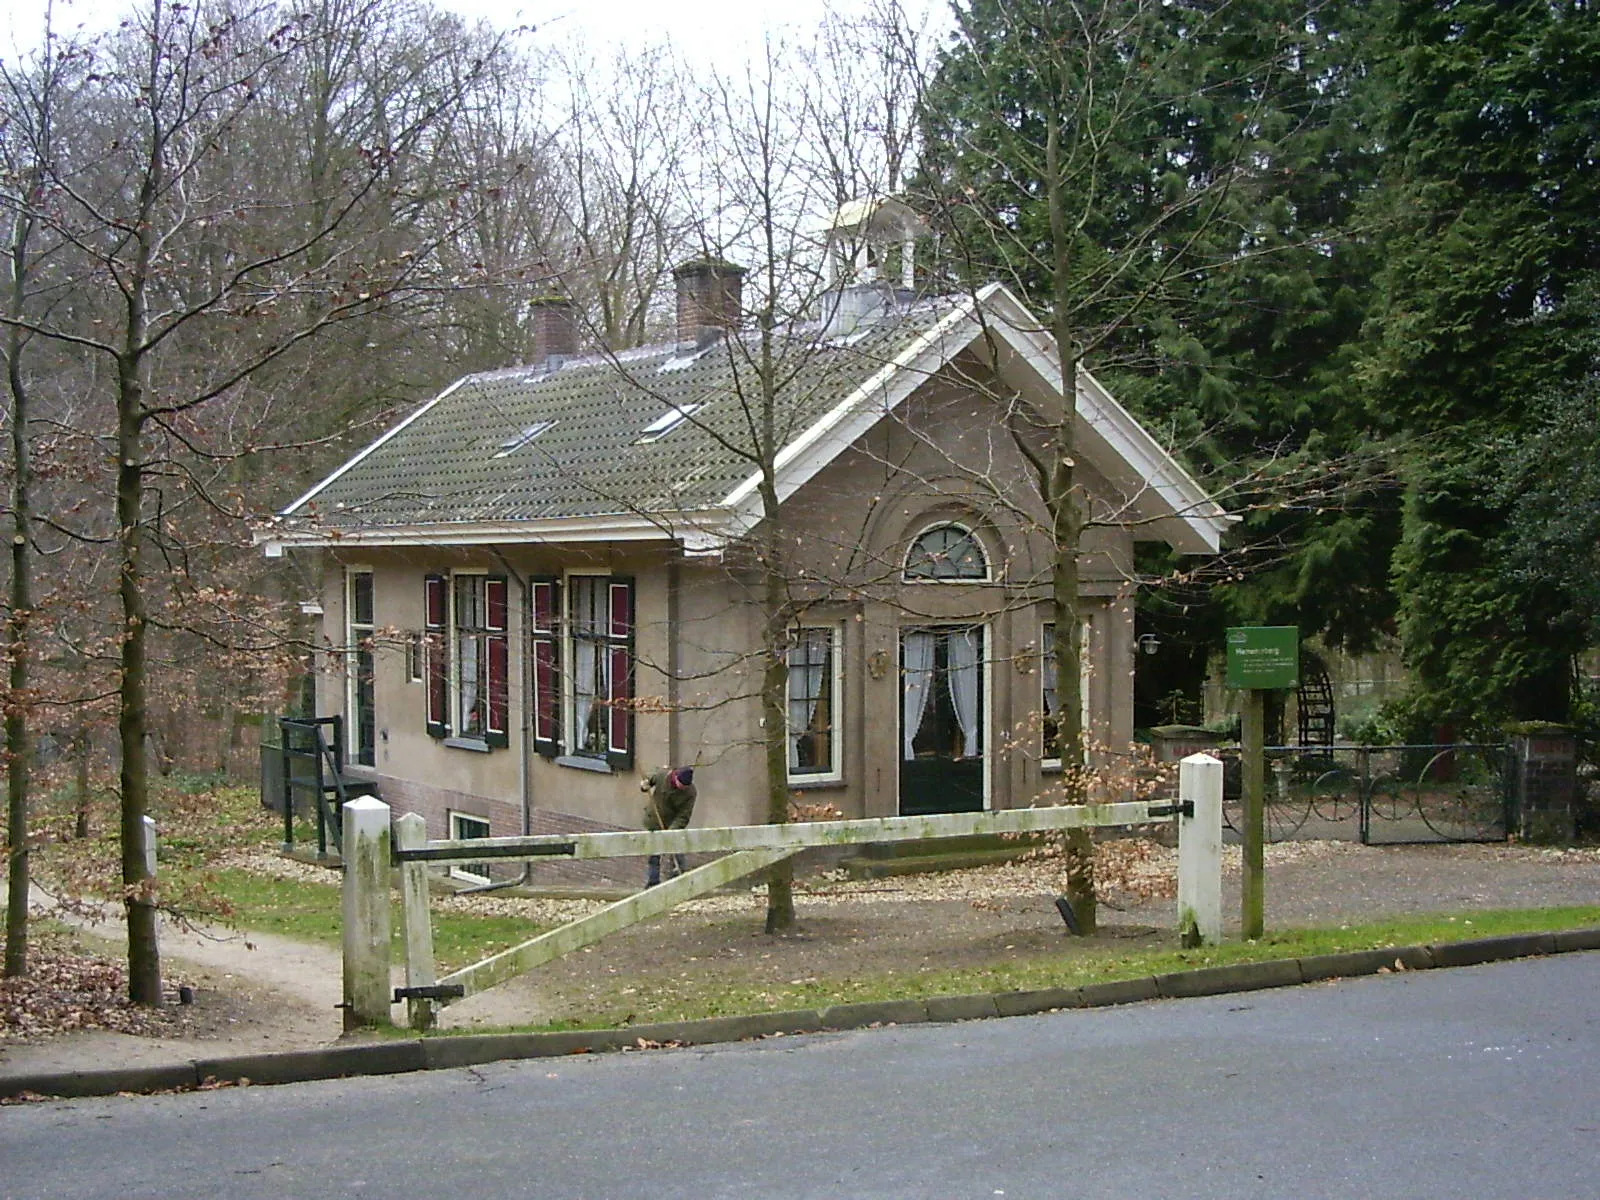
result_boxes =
[392,984,466,1004]
[1146,800,1194,819]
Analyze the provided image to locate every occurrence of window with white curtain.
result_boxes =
[788,626,841,781]
[345,569,375,767]
[423,572,509,748]
[904,626,984,761]
[1042,619,1093,767]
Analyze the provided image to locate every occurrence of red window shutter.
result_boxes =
[606,579,633,765]
[485,576,509,747]
[424,575,449,737]
[530,578,561,757]
[609,581,631,638]
[608,644,631,755]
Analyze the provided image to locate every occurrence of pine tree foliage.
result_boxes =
[1369,0,1600,729]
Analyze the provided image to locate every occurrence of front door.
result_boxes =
[899,626,985,815]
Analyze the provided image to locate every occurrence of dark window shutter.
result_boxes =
[606,578,634,768]
[530,577,561,758]
[485,575,510,748]
[425,574,449,738]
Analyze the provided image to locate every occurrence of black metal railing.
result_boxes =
[1213,743,1512,846]
[278,716,380,858]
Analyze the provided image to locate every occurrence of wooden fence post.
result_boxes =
[341,797,391,1030]
[394,812,438,1031]
[1177,752,1223,948]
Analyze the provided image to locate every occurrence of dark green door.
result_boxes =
[899,626,985,815]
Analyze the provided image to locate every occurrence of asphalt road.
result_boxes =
[4,953,1596,1200]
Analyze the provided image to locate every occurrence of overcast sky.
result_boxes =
[5,0,953,62]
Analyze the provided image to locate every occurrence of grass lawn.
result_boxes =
[205,868,544,973]
[33,775,550,974]
[456,903,1600,1033]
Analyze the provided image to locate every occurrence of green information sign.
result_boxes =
[1225,626,1299,690]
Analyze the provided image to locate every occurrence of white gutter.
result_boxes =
[257,509,738,557]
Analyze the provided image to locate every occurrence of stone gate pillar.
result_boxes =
[1512,725,1578,843]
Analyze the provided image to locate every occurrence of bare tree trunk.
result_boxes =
[74,724,92,840]
[1046,112,1095,935]
[116,103,162,1000]
[118,360,161,1003]
[761,528,795,933]
[2,100,43,974]
[3,297,33,978]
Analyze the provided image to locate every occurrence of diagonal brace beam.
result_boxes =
[435,847,793,1004]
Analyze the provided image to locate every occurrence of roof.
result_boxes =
[263,285,1234,556]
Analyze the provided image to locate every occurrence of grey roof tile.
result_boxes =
[288,301,956,531]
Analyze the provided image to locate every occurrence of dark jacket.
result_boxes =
[641,768,697,831]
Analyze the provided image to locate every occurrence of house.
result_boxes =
[260,208,1231,881]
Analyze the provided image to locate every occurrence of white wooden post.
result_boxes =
[394,812,438,1030]
[341,797,392,1030]
[140,815,158,880]
[1177,752,1223,948]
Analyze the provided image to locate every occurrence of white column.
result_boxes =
[394,812,439,1031]
[341,797,392,1030]
[1177,752,1223,948]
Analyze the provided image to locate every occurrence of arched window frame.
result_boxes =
[902,521,991,583]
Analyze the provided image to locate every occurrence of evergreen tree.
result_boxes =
[1367,0,1600,731]
[914,0,1382,925]
[919,1,1397,654]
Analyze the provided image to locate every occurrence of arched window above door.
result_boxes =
[903,523,989,581]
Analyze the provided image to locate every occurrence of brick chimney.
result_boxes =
[530,291,578,365]
[673,258,744,343]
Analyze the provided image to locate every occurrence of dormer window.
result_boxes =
[637,403,701,443]
[493,420,555,457]
[904,523,988,581]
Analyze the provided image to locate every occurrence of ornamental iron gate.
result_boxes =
[1218,743,1513,846]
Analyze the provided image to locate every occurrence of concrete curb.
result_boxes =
[6,927,1597,1102]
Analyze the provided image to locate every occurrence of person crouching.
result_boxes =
[641,766,697,887]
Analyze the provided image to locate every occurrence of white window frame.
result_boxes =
[1041,617,1093,771]
[407,632,424,684]
[563,571,616,761]
[787,624,844,784]
[903,521,992,583]
[449,569,490,742]
[345,567,375,767]
[447,811,492,884]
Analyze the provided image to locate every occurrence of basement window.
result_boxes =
[493,420,556,457]
[447,811,492,884]
[636,404,701,443]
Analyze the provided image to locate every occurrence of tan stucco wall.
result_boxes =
[306,361,1155,841]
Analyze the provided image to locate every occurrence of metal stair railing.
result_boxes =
[278,716,379,858]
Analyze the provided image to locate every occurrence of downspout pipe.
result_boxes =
[458,546,535,895]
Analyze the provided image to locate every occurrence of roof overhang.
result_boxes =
[263,282,1233,561]
[720,283,1235,555]
[256,510,736,558]
[977,286,1237,555]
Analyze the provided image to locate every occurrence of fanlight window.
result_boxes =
[904,524,988,581]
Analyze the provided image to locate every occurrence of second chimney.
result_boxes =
[673,258,745,344]
[530,291,578,365]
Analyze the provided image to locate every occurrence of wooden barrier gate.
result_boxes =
[339,754,1226,1030]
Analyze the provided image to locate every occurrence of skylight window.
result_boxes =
[637,403,701,443]
[492,420,556,458]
